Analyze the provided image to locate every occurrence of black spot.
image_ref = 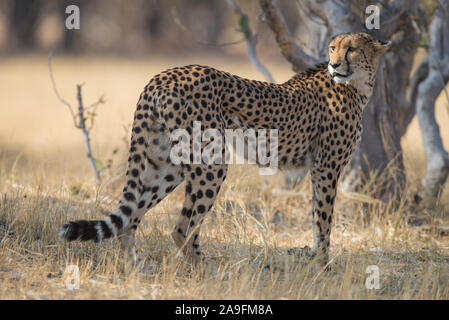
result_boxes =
[137,137,145,145]
[120,205,133,216]
[124,192,136,202]
[127,180,137,189]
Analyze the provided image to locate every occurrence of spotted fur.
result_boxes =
[59,32,391,267]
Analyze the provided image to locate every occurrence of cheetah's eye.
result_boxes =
[329,46,335,52]
[348,47,357,52]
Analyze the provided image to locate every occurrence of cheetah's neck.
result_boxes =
[288,63,373,108]
[344,75,375,103]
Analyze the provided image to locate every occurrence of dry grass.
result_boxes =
[0,55,448,299]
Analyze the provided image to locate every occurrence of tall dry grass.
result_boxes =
[0,55,448,299]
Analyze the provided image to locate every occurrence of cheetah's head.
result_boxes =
[327,32,391,95]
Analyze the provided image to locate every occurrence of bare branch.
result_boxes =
[296,0,328,27]
[259,0,318,73]
[225,0,241,13]
[85,96,106,111]
[48,51,78,128]
[76,84,102,182]
[225,0,274,83]
[48,52,104,182]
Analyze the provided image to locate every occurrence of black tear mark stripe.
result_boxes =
[345,48,351,75]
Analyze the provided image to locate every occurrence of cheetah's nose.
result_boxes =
[329,62,341,69]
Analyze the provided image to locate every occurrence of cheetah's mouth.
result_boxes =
[333,71,353,78]
[328,64,353,83]
[330,70,354,84]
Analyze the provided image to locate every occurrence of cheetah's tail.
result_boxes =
[59,213,125,243]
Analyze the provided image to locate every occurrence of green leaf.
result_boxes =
[237,14,251,38]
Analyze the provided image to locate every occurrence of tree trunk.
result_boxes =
[415,1,449,199]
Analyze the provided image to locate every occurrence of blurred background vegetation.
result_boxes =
[0,0,301,56]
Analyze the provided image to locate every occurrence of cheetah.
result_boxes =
[59,32,391,268]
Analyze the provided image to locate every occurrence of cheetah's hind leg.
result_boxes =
[171,163,228,275]
[59,123,184,266]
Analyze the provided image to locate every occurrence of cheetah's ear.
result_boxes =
[373,40,392,54]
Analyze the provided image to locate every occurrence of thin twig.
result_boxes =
[48,52,104,182]
[48,51,78,128]
[85,96,105,111]
[76,84,102,182]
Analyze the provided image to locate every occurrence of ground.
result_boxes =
[0,54,448,299]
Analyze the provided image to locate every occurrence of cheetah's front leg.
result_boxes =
[308,163,340,266]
